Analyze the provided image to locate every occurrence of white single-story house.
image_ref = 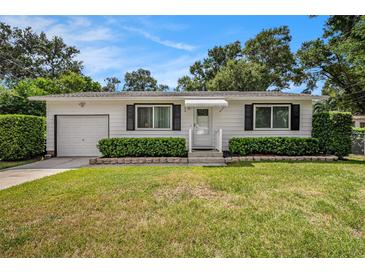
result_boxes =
[30,91,323,157]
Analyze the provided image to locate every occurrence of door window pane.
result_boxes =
[195,108,209,135]
[255,107,271,128]
[273,106,289,128]
[197,109,208,116]
[137,107,153,128]
[154,106,171,128]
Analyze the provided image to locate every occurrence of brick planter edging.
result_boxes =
[90,155,338,165]
[225,155,338,163]
[90,157,188,165]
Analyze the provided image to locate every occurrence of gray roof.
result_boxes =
[29,91,322,100]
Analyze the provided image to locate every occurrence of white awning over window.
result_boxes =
[184,99,228,108]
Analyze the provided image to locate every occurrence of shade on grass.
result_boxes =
[0,158,39,170]
[0,160,364,257]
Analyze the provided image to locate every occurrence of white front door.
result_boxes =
[193,108,212,148]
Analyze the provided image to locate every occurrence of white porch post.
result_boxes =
[218,128,223,153]
[188,128,193,153]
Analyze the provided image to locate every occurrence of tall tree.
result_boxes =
[297,16,365,114]
[0,72,101,116]
[123,68,169,91]
[0,22,82,85]
[243,26,296,90]
[176,41,242,91]
[206,60,271,91]
[177,27,297,91]
[103,77,121,92]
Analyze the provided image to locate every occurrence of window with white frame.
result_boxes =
[136,105,172,129]
[254,105,290,130]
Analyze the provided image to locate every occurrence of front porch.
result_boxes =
[184,98,227,154]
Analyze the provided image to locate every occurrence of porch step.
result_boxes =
[188,163,227,167]
[188,150,223,157]
[188,157,225,164]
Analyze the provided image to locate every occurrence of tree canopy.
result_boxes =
[297,15,365,114]
[0,72,101,116]
[123,68,169,91]
[0,23,83,86]
[177,26,298,92]
[103,77,121,92]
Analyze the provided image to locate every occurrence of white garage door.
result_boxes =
[57,115,108,156]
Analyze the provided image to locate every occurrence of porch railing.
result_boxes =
[188,127,222,153]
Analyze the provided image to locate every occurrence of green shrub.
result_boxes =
[312,112,332,153]
[228,137,320,156]
[98,137,187,157]
[353,127,365,133]
[313,112,352,158]
[0,114,46,160]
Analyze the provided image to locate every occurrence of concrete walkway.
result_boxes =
[0,157,90,191]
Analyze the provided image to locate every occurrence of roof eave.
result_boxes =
[29,95,325,102]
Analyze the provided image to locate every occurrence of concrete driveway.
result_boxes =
[0,157,90,191]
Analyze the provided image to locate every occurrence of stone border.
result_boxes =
[225,155,338,163]
[90,155,338,165]
[90,157,188,165]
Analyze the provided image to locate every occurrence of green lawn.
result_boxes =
[0,160,364,257]
[0,158,39,170]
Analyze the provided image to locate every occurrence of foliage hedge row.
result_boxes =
[312,112,353,158]
[0,114,46,161]
[353,127,365,133]
[228,137,320,156]
[98,137,187,157]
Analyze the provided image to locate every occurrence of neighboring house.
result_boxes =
[353,115,365,128]
[30,91,323,157]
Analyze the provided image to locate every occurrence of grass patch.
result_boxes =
[0,158,40,170]
[0,160,364,257]
[346,154,365,162]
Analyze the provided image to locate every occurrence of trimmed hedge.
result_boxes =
[98,137,187,157]
[228,137,320,156]
[312,112,352,158]
[0,114,46,161]
[353,127,365,133]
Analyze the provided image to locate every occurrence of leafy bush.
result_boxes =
[312,112,332,153]
[98,137,187,157]
[0,114,46,160]
[312,112,352,158]
[353,127,365,133]
[228,137,320,156]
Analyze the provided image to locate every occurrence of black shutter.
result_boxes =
[291,104,300,130]
[172,104,181,131]
[244,104,253,131]
[126,105,135,130]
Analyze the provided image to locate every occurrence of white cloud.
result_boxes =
[78,46,148,75]
[0,16,200,88]
[68,17,91,27]
[132,16,188,32]
[45,24,114,44]
[145,54,203,88]
[1,16,115,45]
[123,26,195,51]
[0,16,55,32]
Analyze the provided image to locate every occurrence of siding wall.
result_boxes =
[212,100,313,149]
[46,99,312,152]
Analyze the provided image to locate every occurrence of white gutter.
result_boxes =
[29,95,326,102]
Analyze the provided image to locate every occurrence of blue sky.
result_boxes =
[0,15,328,93]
